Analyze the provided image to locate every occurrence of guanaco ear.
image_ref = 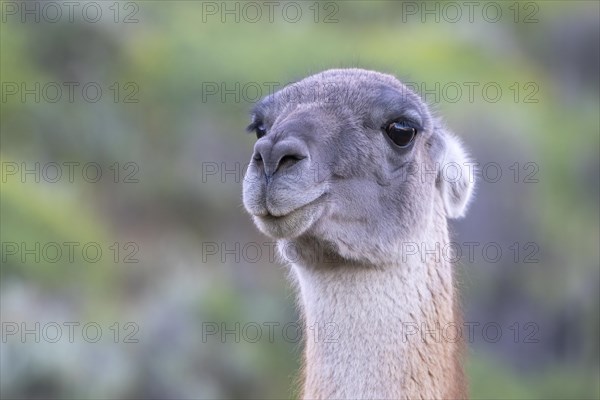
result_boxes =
[435,130,476,219]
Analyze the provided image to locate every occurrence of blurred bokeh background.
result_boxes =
[1,1,599,399]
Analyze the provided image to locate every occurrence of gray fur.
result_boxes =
[242,68,474,266]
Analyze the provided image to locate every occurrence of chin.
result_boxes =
[254,203,324,239]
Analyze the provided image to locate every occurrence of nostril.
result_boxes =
[255,140,308,178]
[279,154,305,165]
[253,152,263,162]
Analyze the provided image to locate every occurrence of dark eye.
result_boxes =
[385,121,417,148]
[255,123,267,139]
[247,119,267,139]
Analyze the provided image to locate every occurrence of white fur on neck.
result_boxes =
[290,239,459,399]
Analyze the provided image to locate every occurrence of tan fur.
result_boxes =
[295,201,467,400]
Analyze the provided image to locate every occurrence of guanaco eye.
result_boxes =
[385,121,417,148]
[247,120,267,139]
[251,122,265,139]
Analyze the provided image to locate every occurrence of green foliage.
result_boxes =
[1,1,598,398]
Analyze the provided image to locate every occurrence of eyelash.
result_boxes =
[246,120,260,132]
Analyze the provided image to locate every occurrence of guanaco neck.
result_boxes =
[290,228,466,399]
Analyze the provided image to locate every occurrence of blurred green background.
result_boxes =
[1,1,599,399]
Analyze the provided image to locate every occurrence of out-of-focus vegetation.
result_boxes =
[1,1,598,399]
